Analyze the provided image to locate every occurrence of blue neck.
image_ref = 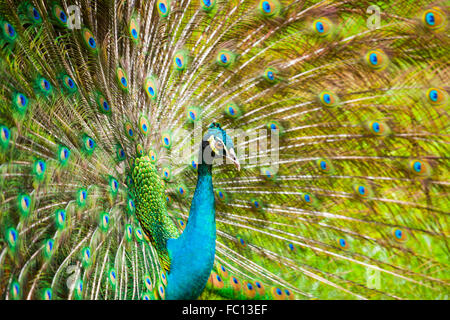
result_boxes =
[165,162,216,300]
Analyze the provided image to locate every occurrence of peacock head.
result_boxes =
[201,123,240,170]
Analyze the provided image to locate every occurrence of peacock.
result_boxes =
[0,0,448,301]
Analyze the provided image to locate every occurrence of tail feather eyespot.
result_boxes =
[17,193,31,216]
[81,134,96,155]
[124,122,135,140]
[139,115,150,136]
[270,286,286,300]
[6,227,18,250]
[162,132,172,149]
[218,264,229,279]
[10,281,20,300]
[51,4,68,28]
[144,274,153,291]
[316,158,334,174]
[266,120,284,136]
[186,106,201,123]
[409,159,432,177]
[109,177,119,195]
[125,224,133,241]
[129,17,140,42]
[82,28,97,52]
[366,120,390,136]
[162,166,172,181]
[157,284,166,299]
[116,67,129,91]
[337,238,349,249]
[201,0,216,11]
[42,288,52,300]
[12,92,29,115]
[55,209,67,229]
[263,67,279,83]
[426,87,447,106]
[109,268,117,288]
[160,271,168,286]
[216,49,236,67]
[157,0,171,18]
[365,49,389,70]
[77,188,88,207]
[174,50,189,71]
[135,227,144,242]
[254,281,265,296]
[353,183,373,199]
[224,102,242,118]
[392,228,407,242]
[144,77,158,100]
[211,272,224,289]
[243,281,256,298]
[422,8,446,31]
[127,198,136,215]
[230,276,241,291]
[36,77,52,95]
[32,160,46,181]
[81,246,92,267]
[62,75,77,93]
[258,0,282,18]
[96,92,111,115]
[313,17,333,37]
[318,90,339,107]
[22,4,42,24]
[0,125,11,149]
[149,148,158,164]
[99,212,110,231]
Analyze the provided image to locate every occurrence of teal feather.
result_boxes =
[166,161,216,299]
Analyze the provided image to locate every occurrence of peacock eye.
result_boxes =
[426,87,447,105]
[224,102,241,118]
[5,23,15,37]
[220,53,228,63]
[157,0,170,17]
[139,115,150,135]
[264,67,278,83]
[144,76,158,100]
[43,288,52,300]
[129,18,139,42]
[422,8,444,30]
[52,5,68,27]
[365,49,388,70]
[313,17,332,36]
[259,0,281,17]
[32,7,41,20]
[173,50,188,71]
[60,11,67,22]
[216,49,235,67]
[201,0,216,11]
[116,67,129,91]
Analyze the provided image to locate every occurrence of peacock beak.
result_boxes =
[226,147,240,171]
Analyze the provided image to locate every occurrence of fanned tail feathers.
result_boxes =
[0,0,449,300]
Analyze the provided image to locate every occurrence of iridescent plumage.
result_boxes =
[0,0,448,300]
